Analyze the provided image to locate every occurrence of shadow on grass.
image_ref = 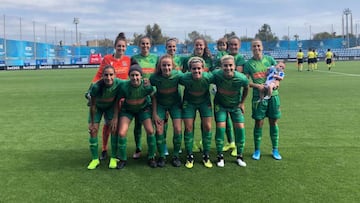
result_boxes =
[6,146,288,174]
[11,148,168,172]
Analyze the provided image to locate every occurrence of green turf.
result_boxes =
[0,61,359,202]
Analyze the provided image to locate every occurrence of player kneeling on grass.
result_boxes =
[87,65,122,170]
[116,64,157,169]
[213,55,249,167]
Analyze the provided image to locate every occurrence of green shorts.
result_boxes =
[119,106,152,123]
[182,100,212,119]
[251,95,281,120]
[214,104,244,123]
[88,107,114,123]
[156,103,182,120]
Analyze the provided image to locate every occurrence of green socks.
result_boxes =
[270,125,279,149]
[156,133,165,157]
[254,127,262,150]
[110,134,118,158]
[201,130,212,154]
[215,127,225,154]
[147,135,156,159]
[184,131,194,154]
[163,122,169,140]
[89,137,98,159]
[225,116,234,143]
[118,136,127,161]
[235,127,246,155]
[173,133,182,157]
[134,118,142,151]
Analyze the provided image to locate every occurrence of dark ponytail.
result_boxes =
[114,32,126,47]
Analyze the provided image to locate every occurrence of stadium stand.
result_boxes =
[0,37,359,68]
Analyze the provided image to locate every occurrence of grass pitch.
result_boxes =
[0,61,359,202]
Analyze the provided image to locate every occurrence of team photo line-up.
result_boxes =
[86,32,291,170]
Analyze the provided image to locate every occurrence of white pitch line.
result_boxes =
[316,70,360,77]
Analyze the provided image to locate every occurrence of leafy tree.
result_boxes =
[145,23,167,45]
[255,24,278,41]
[221,31,252,42]
[184,30,213,44]
[185,31,201,44]
[203,35,214,43]
[132,33,144,46]
[223,31,237,39]
[132,23,167,45]
[313,32,333,40]
[282,35,290,41]
[311,32,346,40]
[97,38,113,47]
[239,36,252,42]
[294,34,299,41]
[220,32,253,42]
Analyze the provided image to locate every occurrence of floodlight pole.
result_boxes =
[73,17,79,46]
[342,8,352,48]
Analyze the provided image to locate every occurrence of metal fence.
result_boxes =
[2,14,360,46]
[0,14,104,46]
[1,14,360,69]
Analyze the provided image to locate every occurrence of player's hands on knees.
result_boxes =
[110,118,118,134]
[152,113,163,127]
[88,124,97,135]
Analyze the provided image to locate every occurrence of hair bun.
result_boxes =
[118,32,126,40]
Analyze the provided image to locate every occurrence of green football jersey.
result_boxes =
[244,55,277,97]
[131,53,159,79]
[90,78,122,109]
[119,80,155,113]
[214,50,229,69]
[232,53,246,68]
[172,55,183,70]
[179,72,213,104]
[212,69,249,108]
[182,55,214,72]
[149,70,183,106]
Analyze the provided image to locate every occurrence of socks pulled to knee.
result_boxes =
[89,137,99,159]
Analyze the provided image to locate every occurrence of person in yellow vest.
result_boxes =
[325,48,334,71]
[313,49,318,70]
[307,48,315,71]
[296,49,304,72]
